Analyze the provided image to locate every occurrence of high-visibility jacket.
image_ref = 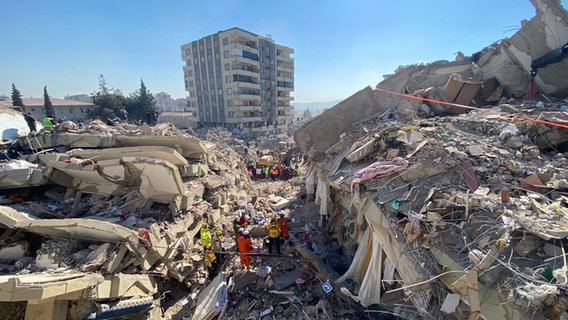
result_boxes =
[43,117,56,128]
[204,250,216,268]
[267,222,281,238]
[201,227,212,247]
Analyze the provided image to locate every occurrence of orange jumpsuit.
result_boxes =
[237,234,252,269]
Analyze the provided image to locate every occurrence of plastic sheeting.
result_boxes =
[305,166,317,197]
[337,226,383,307]
[315,174,329,217]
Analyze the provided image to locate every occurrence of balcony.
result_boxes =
[235,94,261,101]
[233,81,260,90]
[236,116,262,122]
[232,55,260,66]
[277,95,294,101]
[233,105,261,112]
[276,64,294,72]
[230,43,259,53]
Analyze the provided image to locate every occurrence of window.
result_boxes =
[214,39,219,47]
[185,80,189,88]
[194,58,198,64]
[226,88,232,95]
[200,56,204,62]
[69,108,72,113]
[188,70,193,77]
[228,112,234,118]
[186,60,192,66]
[227,100,233,107]
[199,44,203,50]
[222,37,228,45]
[218,89,222,95]
[225,63,230,71]
[223,50,229,58]
[189,81,194,87]
[225,76,231,83]
[185,48,190,55]
[207,54,212,61]
[215,52,220,60]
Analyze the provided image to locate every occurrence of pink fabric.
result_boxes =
[350,157,409,194]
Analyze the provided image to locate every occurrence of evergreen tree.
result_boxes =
[11,83,24,109]
[127,79,157,122]
[43,86,54,117]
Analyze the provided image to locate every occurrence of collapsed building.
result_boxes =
[295,0,568,319]
[0,118,257,319]
[1,1,568,319]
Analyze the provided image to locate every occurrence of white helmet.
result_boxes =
[243,230,250,236]
[238,228,244,233]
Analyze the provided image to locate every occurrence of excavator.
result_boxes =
[526,41,568,100]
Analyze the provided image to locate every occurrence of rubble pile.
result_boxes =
[300,97,568,319]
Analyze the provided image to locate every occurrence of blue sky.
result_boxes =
[1,0,563,103]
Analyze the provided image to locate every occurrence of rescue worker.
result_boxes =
[232,219,241,244]
[42,115,56,130]
[204,243,216,279]
[200,221,212,250]
[212,229,224,263]
[266,218,281,255]
[277,211,290,245]
[24,113,37,135]
[237,229,253,269]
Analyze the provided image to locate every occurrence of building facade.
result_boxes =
[0,98,94,123]
[181,27,294,137]
[155,92,189,113]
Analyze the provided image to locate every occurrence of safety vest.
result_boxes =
[201,227,212,247]
[268,223,280,238]
[43,117,55,128]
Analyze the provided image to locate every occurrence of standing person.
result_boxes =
[239,211,249,227]
[204,244,216,279]
[212,229,224,264]
[120,108,128,122]
[277,211,290,245]
[251,166,257,180]
[200,222,212,250]
[146,110,152,125]
[23,113,37,135]
[42,115,56,130]
[266,218,281,255]
[237,229,253,269]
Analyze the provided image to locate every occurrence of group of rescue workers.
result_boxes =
[247,164,300,181]
[200,208,290,277]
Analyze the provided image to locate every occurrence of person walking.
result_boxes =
[266,218,281,255]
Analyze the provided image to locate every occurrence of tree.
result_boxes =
[11,83,24,109]
[44,86,54,117]
[126,79,157,122]
[89,74,128,120]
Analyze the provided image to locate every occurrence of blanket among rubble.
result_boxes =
[350,157,409,194]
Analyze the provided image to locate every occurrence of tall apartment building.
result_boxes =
[181,27,294,137]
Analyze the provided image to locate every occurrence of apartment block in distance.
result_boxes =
[181,27,294,137]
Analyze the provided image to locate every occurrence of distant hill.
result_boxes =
[292,99,343,116]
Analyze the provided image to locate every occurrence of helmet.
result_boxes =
[205,243,211,249]
[216,230,222,236]
[238,227,244,233]
[202,222,208,228]
[243,230,250,236]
